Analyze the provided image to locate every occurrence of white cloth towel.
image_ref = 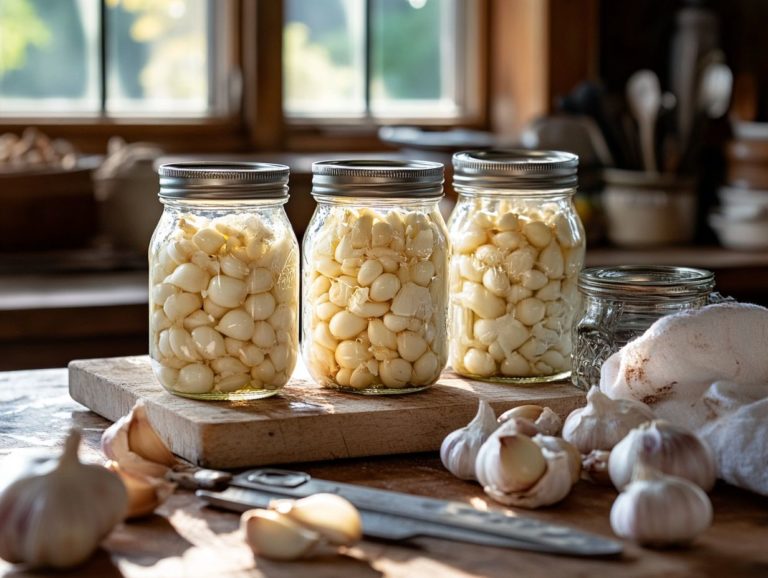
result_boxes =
[600,303,768,495]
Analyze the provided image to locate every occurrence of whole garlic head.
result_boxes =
[440,400,497,480]
[0,429,128,569]
[610,462,712,547]
[497,405,562,436]
[562,386,654,453]
[609,420,716,491]
[101,400,177,518]
[475,421,575,508]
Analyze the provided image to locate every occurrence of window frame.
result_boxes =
[0,0,597,153]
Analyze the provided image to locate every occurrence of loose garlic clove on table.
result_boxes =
[304,207,447,391]
[149,212,299,396]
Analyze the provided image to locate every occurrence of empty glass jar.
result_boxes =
[572,265,716,390]
[302,160,449,394]
[448,150,585,383]
[149,162,300,400]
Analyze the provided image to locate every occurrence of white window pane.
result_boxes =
[284,0,365,117]
[0,0,100,114]
[370,0,459,117]
[106,0,210,115]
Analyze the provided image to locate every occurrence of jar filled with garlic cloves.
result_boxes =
[149,163,299,400]
[302,160,449,394]
[448,150,585,383]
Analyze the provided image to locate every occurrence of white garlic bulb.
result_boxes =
[610,462,712,547]
[101,401,177,518]
[497,404,562,436]
[562,386,654,453]
[241,493,362,561]
[475,421,575,508]
[440,400,497,480]
[0,429,128,569]
[609,420,716,491]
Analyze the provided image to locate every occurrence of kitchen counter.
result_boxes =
[1,368,768,577]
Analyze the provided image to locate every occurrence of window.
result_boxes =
[283,0,482,122]
[0,0,223,116]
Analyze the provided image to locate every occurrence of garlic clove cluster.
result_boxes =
[609,420,716,492]
[0,429,128,569]
[241,493,362,561]
[497,404,562,436]
[562,386,655,453]
[610,462,712,547]
[475,420,578,508]
[440,400,498,480]
[100,401,178,519]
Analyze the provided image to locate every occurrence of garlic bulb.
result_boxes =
[475,421,575,508]
[610,462,712,547]
[498,404,562,436]
[609,420,716,491]
[0,429,128,569]
[533,434,582,484]
[440,400,497,480]
[241,493,362,561]
[562,386,654,453]
[581,450,612,485]
[101,401,177,518]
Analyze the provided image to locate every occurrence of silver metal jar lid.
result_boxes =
[311,159,444,198]
[158,162,290,200]
[578,266,715,300]
[453,149,578,190]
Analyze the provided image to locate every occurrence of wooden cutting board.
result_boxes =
[68,355,585,469]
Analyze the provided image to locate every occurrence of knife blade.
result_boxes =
[198,468,622,557]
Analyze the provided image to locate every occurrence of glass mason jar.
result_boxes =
[448,150,586,383]
[572,265,716,390]
[302,160,449,394]
[149,162,300,400]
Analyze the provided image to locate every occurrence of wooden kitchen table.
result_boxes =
[1,368,767,578]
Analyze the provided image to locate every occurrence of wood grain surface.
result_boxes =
[68,356,585,469]
[2,367,768,578]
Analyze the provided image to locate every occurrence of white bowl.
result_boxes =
[709,212,768,250]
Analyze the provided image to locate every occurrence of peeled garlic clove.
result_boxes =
[241,509,320,561]
[609,420,716,491]
[0,429,128,569]
[581,450,612,485]
[562,386,655,453]
[440,400,497,480]
[101,400,177,479]
[270,493,362,546]
[610,463,712,547]
[106,461,176,519]
[497,404,562,436]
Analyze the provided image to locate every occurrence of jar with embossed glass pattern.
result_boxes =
[572,265,717,390]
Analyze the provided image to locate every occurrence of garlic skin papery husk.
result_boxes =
[497,405,562,436]
[562,386,655,453]
[0,429,128,569]
[581,450,612,485]
[610,462,712,547]
[100,400,177,518]
[609,420,716,491]
[440,399,497,480]
[475,421,575,508]
[241,493,362,561]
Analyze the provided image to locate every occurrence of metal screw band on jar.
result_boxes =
[158,162,290,200]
